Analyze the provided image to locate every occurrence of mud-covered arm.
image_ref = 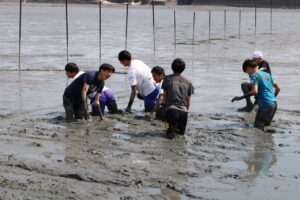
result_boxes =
[149,94,163,120]
[126,85,137,113]
[81,83,90,119]
[232,84,257,102]
[93,92,103,120]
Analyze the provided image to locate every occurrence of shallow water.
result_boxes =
[1,2,300,199]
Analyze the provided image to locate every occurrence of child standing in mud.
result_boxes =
[239,51,272,112]
[232,59,280,131]
[162,58,194,139]
[63,63,115,122]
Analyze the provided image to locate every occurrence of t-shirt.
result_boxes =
[66,71,85,86]
[127,59,156,97]
[258,60,271,75]
[162,74,194,112]
[250,71,276,108]
[64,71,104,101]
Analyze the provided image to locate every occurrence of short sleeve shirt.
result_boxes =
[162,74,194,112]
[64,71,104,101]
[250,71,276,108]
[127,59,156,97]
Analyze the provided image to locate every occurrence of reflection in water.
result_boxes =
[244,132,276,181]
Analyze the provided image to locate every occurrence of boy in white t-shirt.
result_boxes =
[118,50,159,113]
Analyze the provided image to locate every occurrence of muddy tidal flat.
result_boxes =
[1,2,300,199]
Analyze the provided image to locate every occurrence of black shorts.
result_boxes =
[254,104,277,130]
[164,108,188,135]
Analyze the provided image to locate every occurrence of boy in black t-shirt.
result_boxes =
[63,63,115,122]
[162,58,194,139]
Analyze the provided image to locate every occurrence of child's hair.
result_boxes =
[242,59,257,72]
[151,66,165,76]
[118,50,131,61]
[65,62,79,73]
[99,63,115,73]
[171,58,185,74]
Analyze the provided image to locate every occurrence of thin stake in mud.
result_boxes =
[254,5,257,37]
[192,12,195,66]
[208,10,211,42]
[238,10,241,39]
[125,3,129,50]
[99,1,102,64]
[65,0,69,63]
[18,0,22,71]
[192,12,195,45]
[224,9,226,39]
[270,0,273,34]
[152,0,156,53]
[174,10,176,49]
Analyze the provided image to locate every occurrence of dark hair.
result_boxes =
[151,66,165,76]
[99,63,115,73]
[118,50,131,61]
[242,59,257,72]
[65,62,79,73]
[171,58,185,74]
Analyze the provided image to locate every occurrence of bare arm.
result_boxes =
[162,91,168,106]
[81,83,90,119]
[273,83,280,97]
[126,85,137,113]
[186,96,191,110]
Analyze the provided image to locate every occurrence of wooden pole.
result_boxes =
[270,0,273,34]
[99,1,102,64]
[152,0,156,53]
[224,9,226,39]
[125,3,129,50]
[254,5,257,36]
[192,12,195,45]
[65,0,69,63]
[174,10,176,49]
[209,10,211,42]
[18,0,22,71]
[239,10,241,39]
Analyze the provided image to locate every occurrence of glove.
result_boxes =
[137,93,144,100]
[231,96,242,102]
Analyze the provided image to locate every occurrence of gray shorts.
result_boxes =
[254,104,277,130]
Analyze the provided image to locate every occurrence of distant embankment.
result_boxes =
[2,0,300,8]
[180,0,300,7]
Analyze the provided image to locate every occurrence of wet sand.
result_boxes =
[1,2,300,200]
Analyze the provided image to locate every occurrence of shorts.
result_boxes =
[143,86,160,112]
[254,104,277,130]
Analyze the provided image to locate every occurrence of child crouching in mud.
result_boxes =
[162,58,194,139]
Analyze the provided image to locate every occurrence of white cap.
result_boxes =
[252,51,263,59]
